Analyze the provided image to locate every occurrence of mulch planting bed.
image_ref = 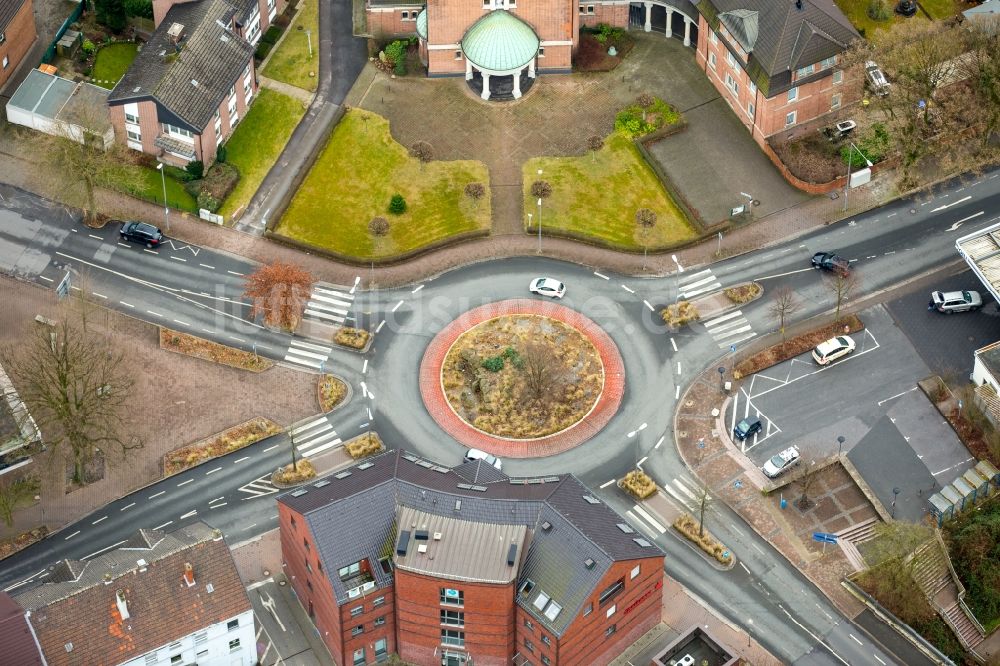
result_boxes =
[734,315,864,379]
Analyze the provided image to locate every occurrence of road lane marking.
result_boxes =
[120,502,135,511]
[205,466,222,475]
[172,319,190,327]
[210,502,228,508]
[120,301,134,308]
[92,292,107,299]
[740,562,751,575]
[263,444,279,453]
[82,540,127,560]
[600,479,615,488]
[849,634,863,646]
[754,267,814,281]
[64,531,80,540]
[643,300,654,312]
[594,271,609,280]
[227,270,245,276]
[88,234,102,240]
[149,491,166,499]
[39,275,53,282]
[144,249,159,254]
[177,478,193,487]
[412,284,424,293]
[118,242,131,248]
[676,361,681,374]
[170,256,187,263]
[874,656,886,665]
[362,359,368,374]
[376,320,386,333]
[93,516,107,524]
[931,194,971,212]
[147,310,164,317]
[675,386,680,399]
[180,510,198,519]
[621,285,635,294]
[392,300,404,312]
[244,523,257,531]
[153,520,174,530]
[234,456,250,463]
[637,456,648,467]
[945,210,984,232]
[199,263,215,269]
[670,338,677,352]
[655,436,664,449]
[209,496,225,504]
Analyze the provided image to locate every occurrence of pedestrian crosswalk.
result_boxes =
[626,504,667,537]
[702,309,756,349]
[289,415,342,459]
[283,339,333,371]
[303,285,356,326]
[239,474,278,499]
[659,476,704,511]
[677,268,722,300]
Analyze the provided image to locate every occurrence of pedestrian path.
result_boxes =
[676,268,722,300]
[303,285,356,326]
[238,474,278,499]
[282,339,333,371]
[659,476,705,513]
[701,309,756,348]
[288,415,342,459]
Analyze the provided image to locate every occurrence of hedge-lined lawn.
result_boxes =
[91,43,138,89]
[219,88,305,219]
[262,0,318,92]
[101,164,197,212]
[523,133,695,250]
[833,0,960,37]
[277,109,491,259]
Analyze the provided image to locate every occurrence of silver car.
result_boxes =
[930,290,982,313]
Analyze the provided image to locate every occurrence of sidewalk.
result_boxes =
[259,75,316,105]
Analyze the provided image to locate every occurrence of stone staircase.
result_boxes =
[943,600,985,649]
[910,539,951,600]
[835,517,880,572]
[908,536,986,653]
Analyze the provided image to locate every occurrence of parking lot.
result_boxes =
[726,305,976,520]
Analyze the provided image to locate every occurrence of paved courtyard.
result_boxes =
[350,32,807,236]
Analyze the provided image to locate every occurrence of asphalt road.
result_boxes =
[4,167,1000,663]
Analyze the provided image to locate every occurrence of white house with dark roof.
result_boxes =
[107,0,270,166]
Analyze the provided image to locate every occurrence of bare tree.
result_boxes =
[409,141,434,170]
[0,319,141,486]
[826,271,859,322]
[586,135,604,162]
[0,474,40,528]
[695,483,713,538]
[464,182,485,203]
[769,286,801,342]
[244,262,314,331]
[519,342,565,404]
[530,180,552,199]
[635,208,657,270]
[368,216,390,238]
[795,461,819,511]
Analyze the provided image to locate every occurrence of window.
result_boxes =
[229,638,241,653]
[583,602,593,616]
[440,588,464,606]
[145,654,158,666]
[749,80,757,95]
[541,656,551,666]
[268,0,276,12]
[306,579,313,591]
[228,619,240,631]
[441,629,465,647]
[519,580,536,596]
[747,101,755,118]
[244,79,251,95]
[229,85,236,97]
[375,616,386,626]
[353,648,365,666]
[599,579,624,606]
[163,123,193,140]
[194,631,208,646]
[290,516,296,529]
[4,55,10,69]
[785,111,797,126]
[339,562,361,580]
[796,65,813,79]
[821,56,837,70]
[542,635,551,646]
[587,4,594,12]
[538,46,545,57]
[375,639,387,659]
[351,606,364,617]
[630,565,641,580]
[196,650,208,659]
[524,618,534,631]
[483,0,490,5]
[126,129,142,142]
[304,538,310,551]
[605,624,617,638]
[401,10,408,19]
[306,561,313,573]
[832,70,843,85]
[352,625,364,636]
[606,604,616,618]
[524,639,535,653]
[455,49,462,60]
[317,560,322,571]
[124,103,139,124]
[710,30,718,45]
[787,87,798,102]
[708,52,716,70]
[726,51,736,68]
[171,656,182,665]
[441,609,465,626]
[831,93,842,110]
[725,73,738,95]
[373,595,385,606]
[0,32,5,45]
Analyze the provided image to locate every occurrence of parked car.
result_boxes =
[762,446,801,478]
[821,120,857,142]
[464,448,502,471]
[811,252,851,276]
[865,61,891,97]
[812,335,856,365]
[119,221,164,248]
[529,277,566,299]
[733,417,762,441]
[929,290,982,313]
[895,0,917,17]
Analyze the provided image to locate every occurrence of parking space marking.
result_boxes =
[729,389,782,452]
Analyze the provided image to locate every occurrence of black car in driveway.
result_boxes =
[733,417,762,441]
[119,221,163,248]
[812,251,851,276]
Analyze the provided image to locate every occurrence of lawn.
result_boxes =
[833,0,963,38]
[91,43,138,89]
[218,88,306,219]
[523,133,696,250]
[262,0,318,92]
[101,163,198,212]
[276,109,491,260]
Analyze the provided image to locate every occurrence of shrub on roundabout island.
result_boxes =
[661,301,699,329]
[345,432,385,459]
[621,469,657,500]
[334,327,371,349]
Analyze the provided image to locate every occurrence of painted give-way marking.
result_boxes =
[945,211,985,232]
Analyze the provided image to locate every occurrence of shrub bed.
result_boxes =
[160,328,272,372]
[661,301,699,328]
[318,374,348,412]
[164,417,282,475]
[345,432,384,459]
[734,315,864,379]
[0,527,48,561]
[273,459,316,485]
[621,469,657,500]
[724,282,761,304]
[335,327,371,349]
[614,96,681,139]
[673,514,734,565]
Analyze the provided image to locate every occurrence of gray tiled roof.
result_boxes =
[108,0,254,131]
[279,450,665,635]
[452,458,508,484]
[0,0,27,33]
[696,0,858,96]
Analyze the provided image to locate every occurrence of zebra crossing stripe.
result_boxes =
[296,428,338,452]
[310,293,353,309]
[703,311,744,327]
[632,505,666,534]
[718,331,756,347]
[682,281,723,299]
[284,353,323,368]
[313,286,353,299]
[709,320,751,335]
[678,269,712,284]
[714,325,753,340]
[299,436,342,458]
[290,417,328,436]
[672,479,698,501]
[290,340,332,353]
[303,308,345,323]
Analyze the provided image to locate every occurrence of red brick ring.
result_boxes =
[418,299,625,458]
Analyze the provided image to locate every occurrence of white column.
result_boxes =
[481,72,491,100]
[528,59,536,78]
[643,2,651,32]
[683,18,692,47]
[465,59,473,81]
[664,8,673,38]
[513,70,522,99]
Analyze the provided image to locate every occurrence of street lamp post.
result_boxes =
[891,487,901,518]
[837,435,846,457]
[156,162,170,232]
[671,254,684,301]
[843,142,873,212]
[305,29,313,59]
[536,168,543,254]
[739,191,754,222]
[627,422,648,470]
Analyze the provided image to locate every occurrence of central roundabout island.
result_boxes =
[419,299,624,458]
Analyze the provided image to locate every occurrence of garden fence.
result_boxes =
[42,2,86,65]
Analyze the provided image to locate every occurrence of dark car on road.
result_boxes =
[812,252,850,276]
[119,221,163,248]
[733,417,762,441]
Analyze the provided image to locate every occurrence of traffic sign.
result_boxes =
[812,532,838,544]
[56,271,71,300]
[730,344,736,353]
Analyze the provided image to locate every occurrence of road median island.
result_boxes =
[159,328,274,372]
[163,417,283,476]
[672,514,735,570]
[733,314,864,379]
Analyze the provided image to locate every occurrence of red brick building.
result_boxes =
[108,0,285,166]
[0,0,37,91]
[278,450,666,666]
[693,0,862,147]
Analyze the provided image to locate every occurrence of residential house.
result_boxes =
[14,522,256,666]
[278,449,666,666]
[107,0,285,166]
[693,0,863,146]
[0,0,37,90]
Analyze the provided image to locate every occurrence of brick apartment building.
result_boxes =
[0,0,37,90]
[278,450,667,666]
[693,0,863,146]
[108,0,284,166]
